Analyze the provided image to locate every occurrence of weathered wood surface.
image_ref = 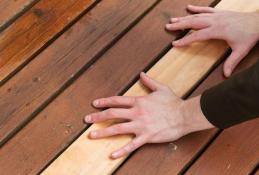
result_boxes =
[0,0,97,84]
[186,119,259,175]
[0,0,159,146]
[42,0,259,174]
[0,0,36,31]
[116,43,259,175]
[0,0,206,174]
[185,45,259,175]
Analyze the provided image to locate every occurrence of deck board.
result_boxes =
[185,45,259,175]
[0,0,258,174]
[0,0,37,31]
[0,0,97,84]
[186,119,259,175]
[0,0,196,174]
[0,0,159,147]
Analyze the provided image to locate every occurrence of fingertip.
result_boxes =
[140,72,148,79]
[92,99,99,107]
[223,66,232,78]
[187,4,193,8]
[84,115,92,123]
[172,40,181,46]
[89,131,97,139]
[165,24,171,29]
[110,151,120,159]
[170,18,179,23]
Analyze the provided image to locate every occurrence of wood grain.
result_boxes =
[116,43,259,175]
[0,0,96,83]
[0,0,201,174]
[0,0,159,146]
[0,0,36,31]
[42,0,259,174]
[185,45,259,175]
[186,119,259,175]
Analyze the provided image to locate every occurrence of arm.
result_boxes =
[201,59,259,128]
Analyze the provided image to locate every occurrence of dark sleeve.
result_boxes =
[200,59,259,129]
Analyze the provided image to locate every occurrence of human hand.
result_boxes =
[166,5,259,77]
[84,73,214,159]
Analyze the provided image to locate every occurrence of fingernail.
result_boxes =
[84,115,91,123]
[187,4,193,8]
[90,131,97,138]
[173,40,179,45]
[170,18,178,22]
[165,24,171,29]
[111,152,119,159]
[225,69,231,77]
[93,100,99,106]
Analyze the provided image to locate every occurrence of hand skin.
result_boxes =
[84,72,214,159]
[166,5,259,77]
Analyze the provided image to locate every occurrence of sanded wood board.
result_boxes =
[42,0,259,174]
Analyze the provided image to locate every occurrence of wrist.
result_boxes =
[180,95,214,135]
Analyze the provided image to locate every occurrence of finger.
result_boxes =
[110,136,146,159]
[92,96,135,108]
[140,72,165,91]
[85,108,131,123]
[169,13,211,23]
[88,123,134,139]
[173,29,211,47]
[187,5,217,13]
[166,18,209,31]
[223,49,249,77]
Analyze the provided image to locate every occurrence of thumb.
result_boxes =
[173,29,211,47]
[223,49,248,77]
[140,72,165,91]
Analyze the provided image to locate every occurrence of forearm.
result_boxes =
[200,59,259,129]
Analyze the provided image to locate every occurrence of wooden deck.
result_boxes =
[0,0,258,174]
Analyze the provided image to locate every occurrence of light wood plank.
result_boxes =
[42,0,259,174]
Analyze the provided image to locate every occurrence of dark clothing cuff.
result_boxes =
[200,59,259,129]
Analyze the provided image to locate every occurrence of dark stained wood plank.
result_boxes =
[0,0,159,146]
[0,0,97,83]
[115,43,259,175]
[185,45,259,175]
[186,119,259,175]
[0,0,216,174]
[0,0,37,31]
[185,44,259,174]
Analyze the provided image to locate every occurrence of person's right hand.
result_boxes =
[166,5,259,77]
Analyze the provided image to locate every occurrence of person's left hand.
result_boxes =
[84,72,213,159]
